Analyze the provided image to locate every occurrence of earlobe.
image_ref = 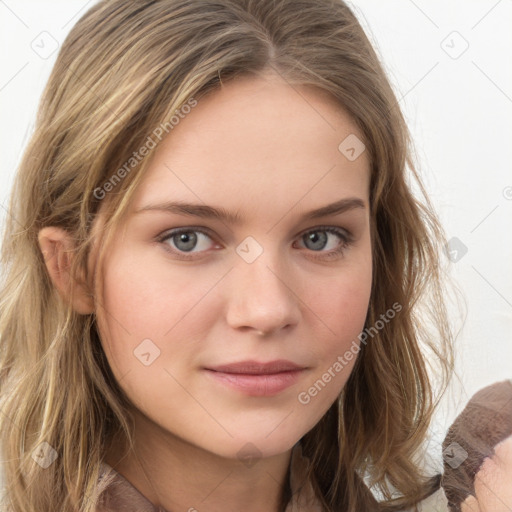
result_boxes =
[37,226,95,315]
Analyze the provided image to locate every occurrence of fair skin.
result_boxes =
[460,435,512,512]
[38,72,373,512]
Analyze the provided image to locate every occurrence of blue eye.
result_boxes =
[156,226,353,261]
[296,226,352,260]
[158,228,216,255]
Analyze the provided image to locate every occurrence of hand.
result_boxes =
[441,380,512,512]
[460,434,512,512]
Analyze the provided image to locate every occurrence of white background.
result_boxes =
[1,0,511,495]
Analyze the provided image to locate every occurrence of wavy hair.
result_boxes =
[0,0,457,510]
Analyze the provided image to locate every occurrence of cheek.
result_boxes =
[295,261,372,411]
[313,282,369,374]
[95,246,205,380]
[308,260,372,353]
[328,279,371,327]
[98,241,224,340]
[95,244,240,416]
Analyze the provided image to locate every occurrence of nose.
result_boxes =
[225,249,301,336]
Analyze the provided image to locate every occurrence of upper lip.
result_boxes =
[205,360,305,374]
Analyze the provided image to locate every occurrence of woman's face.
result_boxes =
[93,72,373,460]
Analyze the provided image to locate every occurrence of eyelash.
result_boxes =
[156,225,354,262]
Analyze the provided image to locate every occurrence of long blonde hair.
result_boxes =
[0,0,456,510]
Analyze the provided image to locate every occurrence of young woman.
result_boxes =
[0,1,457,510]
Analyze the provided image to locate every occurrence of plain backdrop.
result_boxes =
[1,0,511,495]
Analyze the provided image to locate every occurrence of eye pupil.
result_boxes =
[161,227,347,260]
[304,231,328,251]
[174,231,197,252]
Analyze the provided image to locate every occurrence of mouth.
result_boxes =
[203,360,307,396]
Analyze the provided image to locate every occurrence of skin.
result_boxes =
[38,71,373,512]
[460,435,512,512]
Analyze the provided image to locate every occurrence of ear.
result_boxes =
[38,226,95,315]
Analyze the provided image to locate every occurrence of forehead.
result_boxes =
[129,73,370,221]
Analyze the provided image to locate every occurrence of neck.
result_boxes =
[104,410,292,512]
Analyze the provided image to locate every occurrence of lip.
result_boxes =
[203,360,307,396]
[206,360,304,374]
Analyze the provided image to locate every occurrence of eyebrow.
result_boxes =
[133,197,366,224]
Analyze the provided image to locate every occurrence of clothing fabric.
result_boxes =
[441,379,512,511]
[95,441,449,511]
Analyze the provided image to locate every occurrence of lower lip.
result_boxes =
[204,369,304,396]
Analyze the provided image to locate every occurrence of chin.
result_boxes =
[204,430,304,462]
